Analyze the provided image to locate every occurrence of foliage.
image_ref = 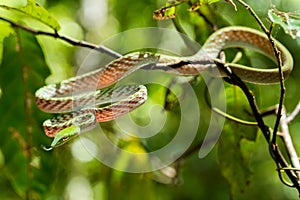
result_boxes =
[0,0,60,31]
[0,0,300,200]
[268,7,300,39]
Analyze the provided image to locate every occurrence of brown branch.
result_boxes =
[233,0,299,193]
[253,102,300,181]
[0,17,121,59]
[234,0,285,149]
[215,59,300,194]
[267,24,285,145]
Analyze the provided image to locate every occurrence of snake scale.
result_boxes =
[35,26,293,149]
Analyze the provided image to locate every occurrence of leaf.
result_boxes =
[153,2,176,20]
[0,21,14,64]
[189,0,220,12]
[189,1,202,12]
[0,0,26,7]
[202,0,220,4]
[0,29,58,198]
[208,0,220,4]
[268,8,300,39]
[0,0,60,31]
[218,86,258,199]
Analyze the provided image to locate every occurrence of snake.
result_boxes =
[35,26,293,150]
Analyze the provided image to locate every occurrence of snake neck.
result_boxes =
[195,26,275,61]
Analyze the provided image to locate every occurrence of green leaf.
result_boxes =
[268,8,300,39]
[189,1,202,12]
[209,0,220,3]
[0,21,14,64]
[0,0,61,31]
[153,2,176,20]
[0,0,26,7]
[218,86,258,199]
[189,0,220,12]
[204,0,220,4]
[0,30,57,198]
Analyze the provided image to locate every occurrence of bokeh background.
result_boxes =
[1,0,300,199]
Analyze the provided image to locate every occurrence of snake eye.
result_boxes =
[55,136,70,146]
[62,136,70,142]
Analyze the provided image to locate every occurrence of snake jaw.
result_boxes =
[41,125,81,151]
[51,125,80,147]
[41,145,53,151]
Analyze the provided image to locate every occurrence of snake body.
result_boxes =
[35,26,293,149]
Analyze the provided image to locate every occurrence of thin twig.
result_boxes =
[286,101,300,123]
[215,59,300,193]
[268,24,285,145]
[0,17,121,59]
[234,0,269,33]
[279,105,300,180]
[259,102,300,178]
[235,0,286,151]
[233,0,299,192]
[215,60,269,139]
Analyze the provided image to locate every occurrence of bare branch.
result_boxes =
[234,0,286,146]
[286,101,300,123]
[279,105,300,180]
[214,59,300,193]
[0,17,121,59]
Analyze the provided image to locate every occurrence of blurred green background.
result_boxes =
[1,0,300,199]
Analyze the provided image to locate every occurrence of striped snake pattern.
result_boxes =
[35,26,293,149]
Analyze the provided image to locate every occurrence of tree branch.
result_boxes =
[215,59,300,194]
[279,105,300,180]
[286,101,300,123]
[0,17,121,59]
[235,0,286,152]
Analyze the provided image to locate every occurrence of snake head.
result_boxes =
[42,125,80,151]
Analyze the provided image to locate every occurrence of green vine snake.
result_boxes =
[35,26,293,150]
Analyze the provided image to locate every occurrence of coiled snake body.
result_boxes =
[35,26,293,149]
